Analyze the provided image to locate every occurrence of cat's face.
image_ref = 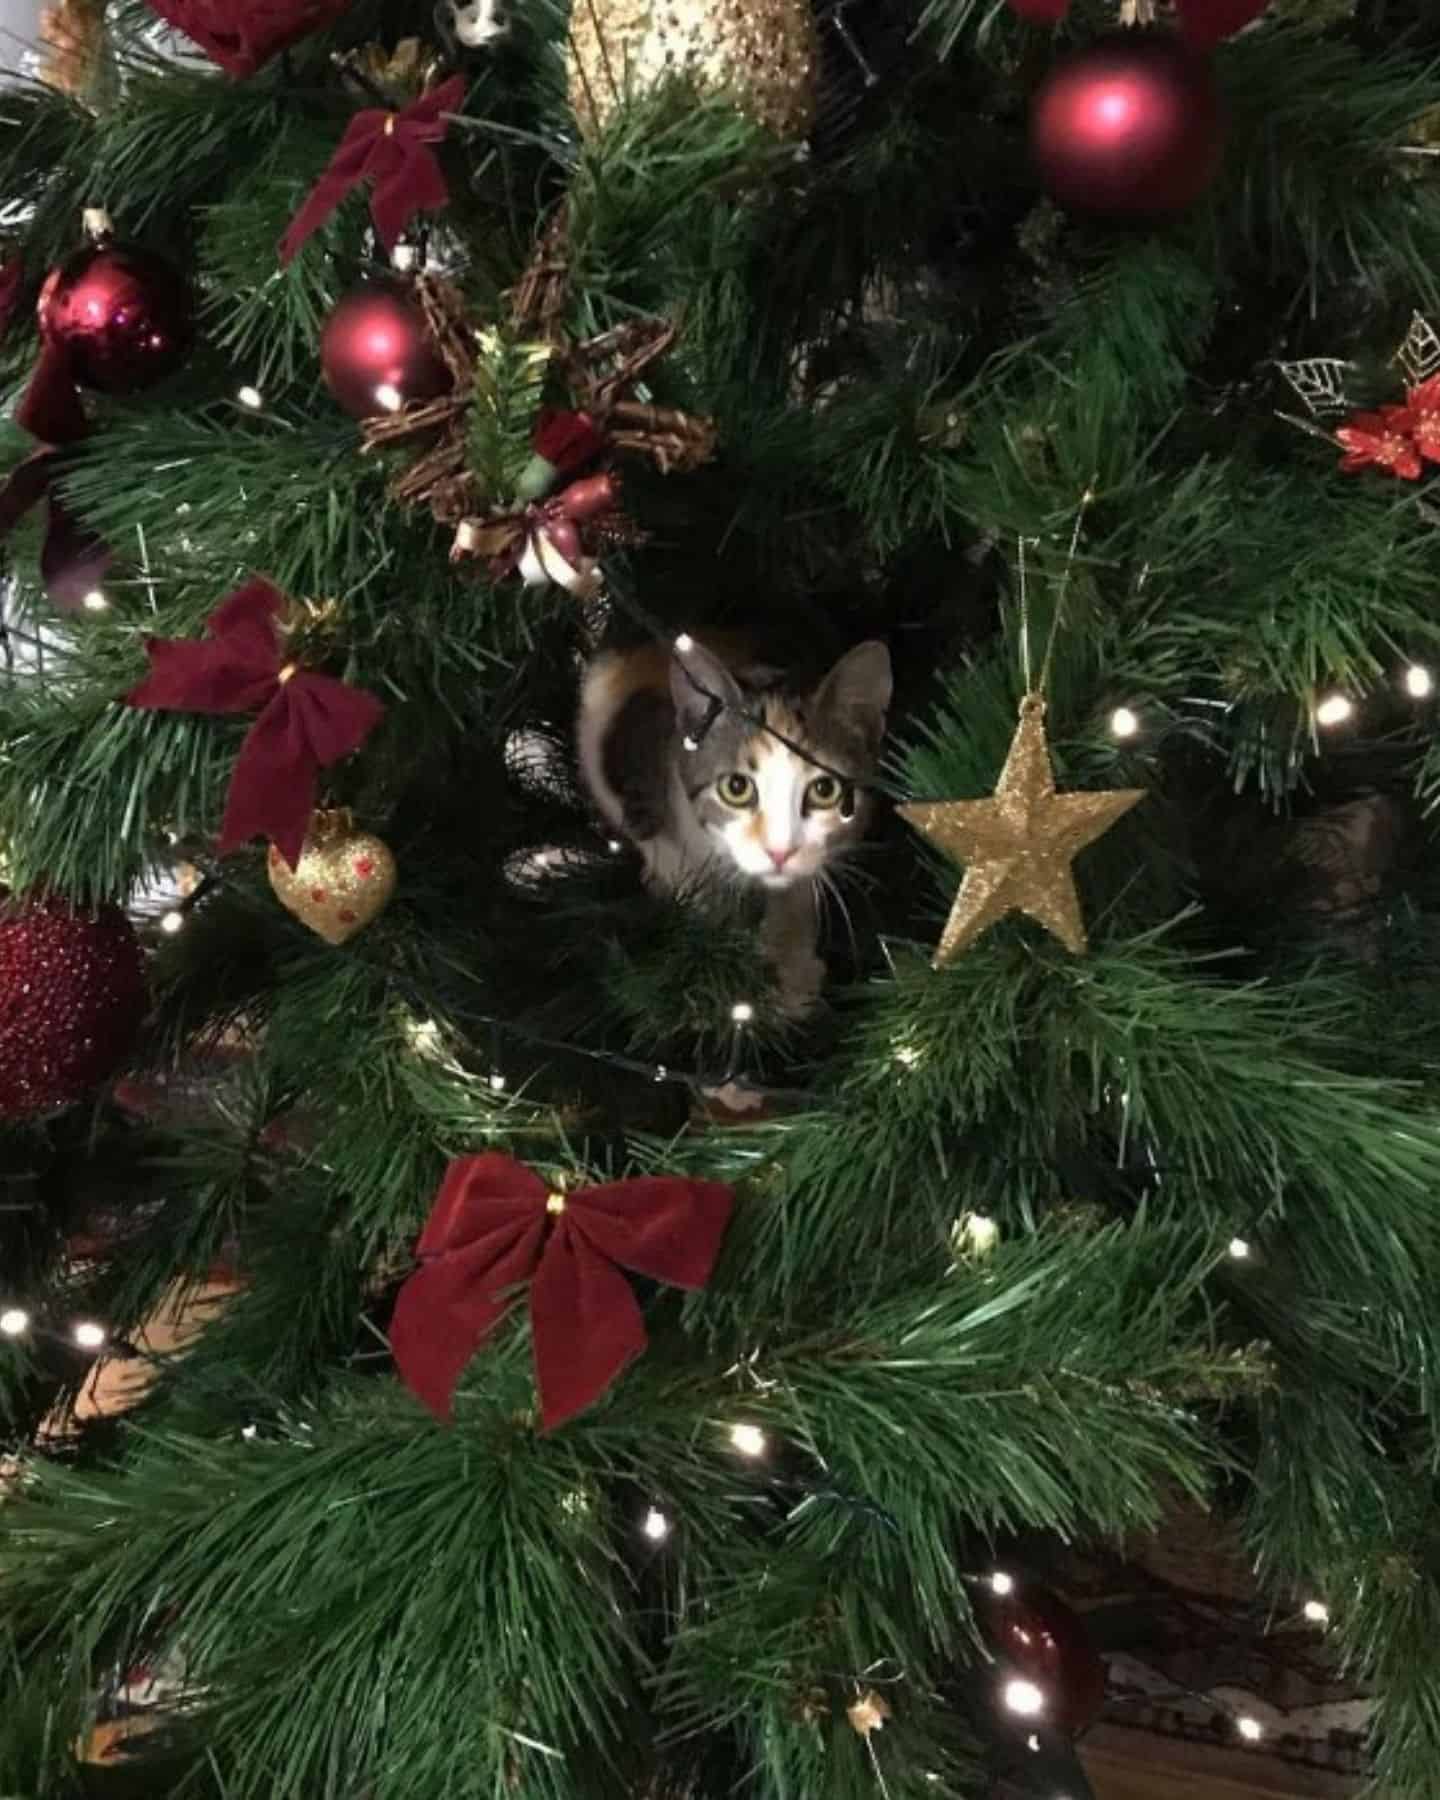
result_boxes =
[672,641,892,890]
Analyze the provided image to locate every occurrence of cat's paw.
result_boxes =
[775,952,826,1020]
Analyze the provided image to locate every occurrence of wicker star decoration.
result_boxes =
[899,697,1143,967]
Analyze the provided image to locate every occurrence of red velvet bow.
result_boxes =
[125,577,384,868]
[279,75,465,265]
[141,1,353,78]
[1006,0,1267,45]
[390,1151,734,1431]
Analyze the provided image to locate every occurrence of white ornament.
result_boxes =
[443,0,509,48]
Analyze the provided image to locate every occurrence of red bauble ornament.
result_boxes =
[0,897,146,1120]
[142,1,352,77]
[982,1583,1105,1735]
[37,242,193,396]
[1031,37,1224,218]
[319,281,452,421]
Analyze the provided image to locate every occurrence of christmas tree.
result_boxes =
[2,0,1440,1794]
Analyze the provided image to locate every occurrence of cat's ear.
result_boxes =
[812,641,892,749]
[669,638,744,745]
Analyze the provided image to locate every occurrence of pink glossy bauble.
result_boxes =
[1031,37,1224,218]
[319,281,452,421]
[37,243,193,395]
[982,1584,1105,1735]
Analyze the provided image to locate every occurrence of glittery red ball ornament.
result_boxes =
[1031,37,1224,218]
[37,242,194,395]
[0,898,146,1120]
[981,1583,1105,1735]
[319,280,452,421]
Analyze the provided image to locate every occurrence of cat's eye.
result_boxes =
[717,772,757,808]
[806,774,844,810]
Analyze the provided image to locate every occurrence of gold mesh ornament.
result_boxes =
[567,0,819,143]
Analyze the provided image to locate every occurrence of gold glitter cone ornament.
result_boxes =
[567,0,819,143]
[268,811,397,946]
[899,697,1143,967]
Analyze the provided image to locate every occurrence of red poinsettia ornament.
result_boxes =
[142,0,352,77]
[1336,405,1423,481]
[1007,0,1268,45]
[125,577,384,867]
[280,75,465,264]
[390,1151,733,1430]
[1405,376,1440,464]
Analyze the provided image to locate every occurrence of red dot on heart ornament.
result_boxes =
[311,888,328,903]
[338,908,357,924]
[354,857,374,878]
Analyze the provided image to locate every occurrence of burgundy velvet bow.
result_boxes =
[125,578,384,868]
[142,1,354,78]
[279,74,465,264]
[390,1151,734,1431]
[1006,0,1267,45]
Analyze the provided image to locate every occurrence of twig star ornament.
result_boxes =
[899,697,1143,966]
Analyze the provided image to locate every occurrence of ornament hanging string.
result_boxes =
[1017,482,1096,704]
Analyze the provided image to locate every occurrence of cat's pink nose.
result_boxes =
[767,847,795,870]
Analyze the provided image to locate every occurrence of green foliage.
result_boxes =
[7,1,1440,1795]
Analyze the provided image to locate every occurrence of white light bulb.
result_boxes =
[237,384,263,410]
[607,839,624,855]
[1228,1236,1251,1261]
[682,735,699,753]
[73,1320,106,1351]
[1315,693,1353,727]
[989,1571,1015,1597]
[1303,1599,1330,1624]
[674,633,695,655]
[1025,1735,1040,1753]
[729,1422,766,1458]
[1406,665,1434,699]
[374,382,403,414]
[1237,1716,1263,1742]
[1003,1679,1046,1717]
[957,1213,999,1257]
[0,1307,29,1336]
[160,909,185,935]
[82,589,108,612]
[731,1002,755,1025]
[390,243,418,272]
[488,1072,507,1093]
[641,1506,670,1542]
[1109,706,1140,740]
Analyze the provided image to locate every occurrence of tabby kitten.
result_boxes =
[578,635,892,1011]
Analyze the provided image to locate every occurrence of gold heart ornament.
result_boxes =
[268,811,396,945]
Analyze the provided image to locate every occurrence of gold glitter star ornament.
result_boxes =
[899,697,1143,967]
[567,0,819,144]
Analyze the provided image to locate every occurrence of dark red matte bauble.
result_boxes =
[1031,37,1224,218]
[319,281,452,421]
[0,897,146,1120]
[982,1584,1105,1735]
[37,243,193,396]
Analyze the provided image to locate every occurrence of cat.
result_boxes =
[578,634,892,1013]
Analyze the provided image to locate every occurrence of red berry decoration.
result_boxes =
[1031,36,1225,218]
[319,281,452,422]
[981,1582,1105,1735]
[37,241,193,396]
[0,897,146,1120]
